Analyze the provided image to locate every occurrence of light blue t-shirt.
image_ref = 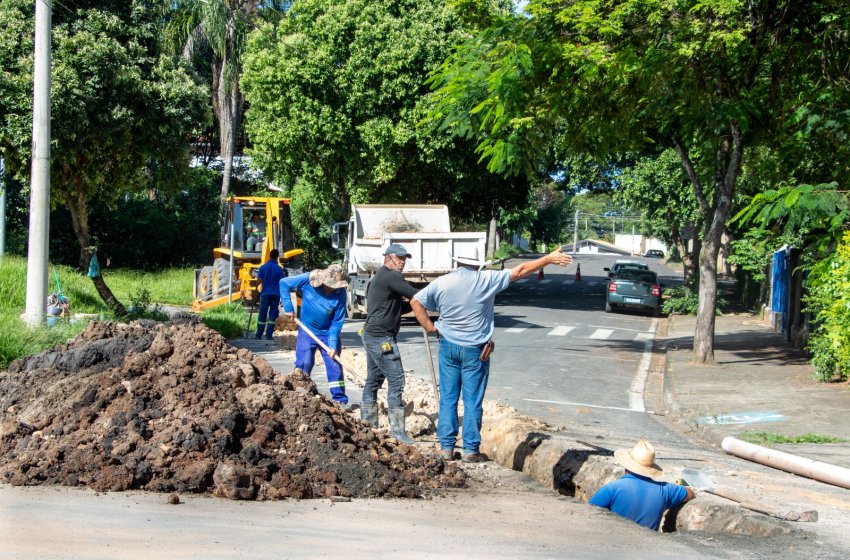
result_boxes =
[588,473,689,531]
[414,268,511,347]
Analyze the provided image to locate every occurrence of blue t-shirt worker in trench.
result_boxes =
[588,440,695,530]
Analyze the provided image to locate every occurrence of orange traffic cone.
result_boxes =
[575,263,582,281]
[538,268,544,280]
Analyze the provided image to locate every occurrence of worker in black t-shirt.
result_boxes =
[360,243,419,443]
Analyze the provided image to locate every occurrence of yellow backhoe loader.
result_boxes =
[192,196,304,311]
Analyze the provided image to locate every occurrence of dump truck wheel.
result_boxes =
[197,266,214,300]
[213,258,233,296]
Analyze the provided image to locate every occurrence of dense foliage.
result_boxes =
[428,0,850,362]
[241,0,528,264]
[805,232,850,381]
[0,0,207,312]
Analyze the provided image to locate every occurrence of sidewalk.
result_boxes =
[664,312,850,469]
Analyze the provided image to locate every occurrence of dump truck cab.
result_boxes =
[192,196,304,311]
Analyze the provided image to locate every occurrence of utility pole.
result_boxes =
[573,210,579,255]
[24,0,51,327]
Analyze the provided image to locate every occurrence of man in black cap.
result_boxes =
[360,243,419,443]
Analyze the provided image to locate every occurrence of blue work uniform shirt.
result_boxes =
[279,273,347,350]
[256,259,285,297]
[414,268,511,347]
[588,473,689,531]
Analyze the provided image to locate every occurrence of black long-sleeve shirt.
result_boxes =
[363,266,419,338]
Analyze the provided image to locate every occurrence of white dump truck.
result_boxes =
[332,204,487,317]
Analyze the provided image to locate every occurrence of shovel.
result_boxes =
[680,468,818,522]
[294,317,360,373]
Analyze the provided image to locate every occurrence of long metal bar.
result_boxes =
[422,329,440,408]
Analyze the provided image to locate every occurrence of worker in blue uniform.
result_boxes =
[254,249,285,340]
[280,264,349,404]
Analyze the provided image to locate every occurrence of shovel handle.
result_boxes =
[294,317,359,372]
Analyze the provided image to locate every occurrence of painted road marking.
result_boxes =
[628,318,658,412]
[635,332,654,341]
[548,326,576,336]
[589,328,614,340]
[697,411,785,426]
[524,398,659,414]
[505,327,528,333]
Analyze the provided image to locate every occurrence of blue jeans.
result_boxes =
[255,294,280,339]
[437,338,490,454]
[295,330,347,404]
[361,333,405,409]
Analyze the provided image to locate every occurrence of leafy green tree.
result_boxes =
[617,149,699,282]
[428,0,850,363]
[0,0,207,314]
[165,1,288,205]
[241,0,528,264]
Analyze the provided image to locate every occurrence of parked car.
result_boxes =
[605,269,663,316]
[645,249,664,259]
[603,260,650,279]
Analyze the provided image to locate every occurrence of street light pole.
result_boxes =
[24,0,51,327]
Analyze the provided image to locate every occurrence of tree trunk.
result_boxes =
[486,217,497,258]
[64,189,127,317]
[672,123,743,364]
[213,51,244,206]
[694,234,719,363]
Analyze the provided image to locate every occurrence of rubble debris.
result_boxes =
[0,320,464,500]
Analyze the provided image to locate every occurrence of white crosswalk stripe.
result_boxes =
[589,328,614,340]
[548,326,576,336]
[635,332,655,341]
[505,327,528,333]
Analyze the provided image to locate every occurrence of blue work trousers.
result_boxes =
[437,338,490,454]
[361,333,405,409]
[255,294,280,339]
[295,330,348,404]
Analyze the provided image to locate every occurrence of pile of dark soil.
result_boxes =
[0,318,464,499]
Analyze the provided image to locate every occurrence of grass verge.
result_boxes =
[0,255,195,368]
[200,303,256,339]
[737,432,848,446]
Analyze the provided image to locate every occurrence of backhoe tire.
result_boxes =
[213,258,234,296]
[197,266,214,300]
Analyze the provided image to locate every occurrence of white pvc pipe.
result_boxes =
[722,436,850,490]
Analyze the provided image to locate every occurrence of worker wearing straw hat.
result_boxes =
[588,440,695,530]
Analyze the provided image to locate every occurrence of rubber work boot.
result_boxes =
[360,401,378,426]
[388,407,415,444]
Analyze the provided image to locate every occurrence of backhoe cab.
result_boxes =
[192,196,304,311]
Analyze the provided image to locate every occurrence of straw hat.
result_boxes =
[452,247,493,270]
[309,264,349,289]
[614,440,663,479]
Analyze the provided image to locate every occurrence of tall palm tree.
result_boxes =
[167,1,265,204]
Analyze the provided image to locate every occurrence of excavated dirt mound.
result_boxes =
[0,318,464,499]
